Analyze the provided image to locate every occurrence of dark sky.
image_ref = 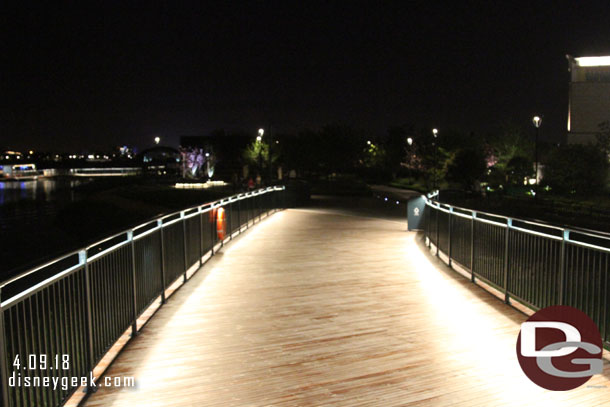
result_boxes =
[3,1,610,152]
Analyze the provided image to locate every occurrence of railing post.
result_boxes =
[603,245,609,343]
[236,199,241,234]
[503,218,512,304]
[448,207,453,267]
[283,187,287,209]
[470,211,476,283]
[82,249,97,394]
[198,208,203,266]
[426,203,431,247]
[246,197,250,229]
[158,220,167,304]
[227,199,230,240]
[436,205,441,257]
[257,194,261,222]
[211,206,216,255]
[0,287,10,407]
[220,204,224,248]
[558,229,568,305]
[182,212,188,282]
[128,231,139,337]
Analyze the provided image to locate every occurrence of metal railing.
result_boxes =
[423,194,610,349]
[0,186,286,407]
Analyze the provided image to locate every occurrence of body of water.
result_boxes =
[0,177,93,278]
[0,177,86,205]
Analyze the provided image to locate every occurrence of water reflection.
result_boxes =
[0,178,86,205]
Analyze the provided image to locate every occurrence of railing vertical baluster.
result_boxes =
[182,211,188,282]
[158,220,167,304]
[82,249,96,394]
[503,218,512,303]
[448,207,453,267]
[558,229,568,305]
[129,231,138,337]
[0,287,10,407]
[471,211,476,282]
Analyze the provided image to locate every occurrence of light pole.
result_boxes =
[432,128,438,189]
[257,129,264,184]
[532,116,542,198]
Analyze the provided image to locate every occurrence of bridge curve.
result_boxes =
[83,208,610,407]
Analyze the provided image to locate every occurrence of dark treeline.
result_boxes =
[203,122,608,200]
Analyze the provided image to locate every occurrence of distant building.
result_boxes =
[139,146,182,175]
[566,55,610,144]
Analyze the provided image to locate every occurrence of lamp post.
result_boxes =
[532,116,542,198]
[257,129,264,184]
[432,128,438,189]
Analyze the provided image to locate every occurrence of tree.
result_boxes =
[446,148,487,190]
[242,140,278,175]
[384,125,415,175]
[542,144,608,194]
[505,156,532,185]
[401,128,453,189]
[486,123,533,174]
[596,120,610,159]
[278,130,318,177]
[317,125,365,174]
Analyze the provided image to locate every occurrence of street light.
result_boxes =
[154,136,160,145]
[532,116,542,198]
[407,137,413,146]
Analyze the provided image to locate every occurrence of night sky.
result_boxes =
[4,1,610,152]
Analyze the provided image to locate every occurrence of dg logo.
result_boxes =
[516,305,604,391]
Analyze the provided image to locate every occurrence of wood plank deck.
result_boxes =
[84,208,610,407]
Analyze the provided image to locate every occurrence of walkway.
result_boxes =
[84,208,610,406]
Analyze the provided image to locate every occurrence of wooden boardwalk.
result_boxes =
[84,209,610,407]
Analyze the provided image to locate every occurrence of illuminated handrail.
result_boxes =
[422,193,610,349]
[0,185,286,407]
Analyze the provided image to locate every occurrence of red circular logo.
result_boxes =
[516,305,603,391]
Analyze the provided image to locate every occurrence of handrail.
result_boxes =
[424,195,610,251]
[0,185,286,407]
[428,195,610,238]
[422,192,610,349]
[1,186,284,289]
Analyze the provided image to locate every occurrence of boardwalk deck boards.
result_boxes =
[83,209,610,407]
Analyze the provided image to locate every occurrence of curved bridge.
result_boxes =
[81,205,610,406]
